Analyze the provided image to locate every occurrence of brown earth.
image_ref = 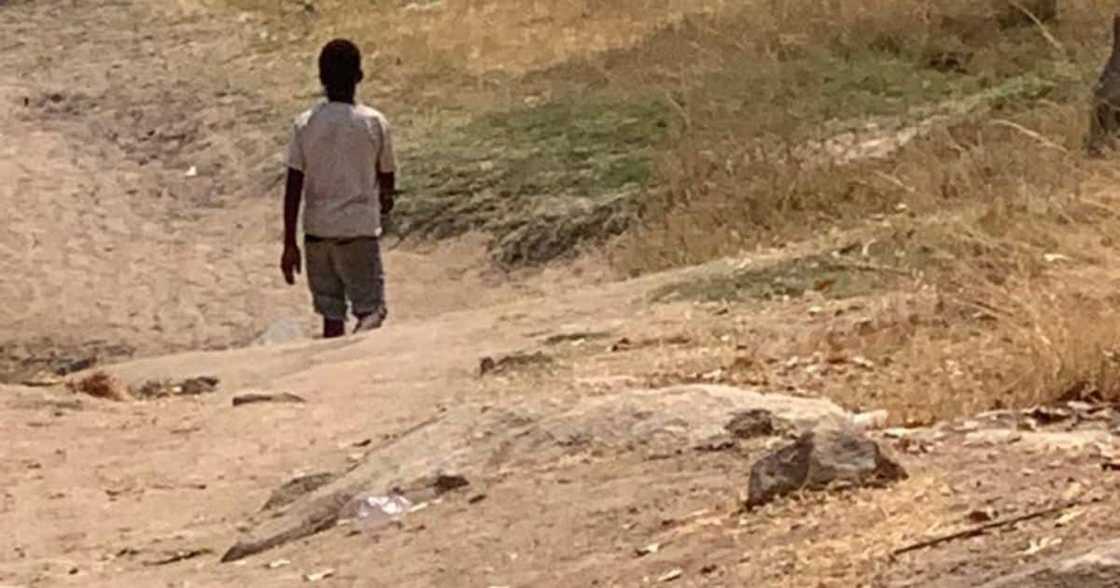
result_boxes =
[6,1,1120,587]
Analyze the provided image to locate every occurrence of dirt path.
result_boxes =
[0,0,599,382]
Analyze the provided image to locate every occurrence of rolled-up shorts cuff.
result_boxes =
[311,295,348,321]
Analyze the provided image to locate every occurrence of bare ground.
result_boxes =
[6,1,1120,587]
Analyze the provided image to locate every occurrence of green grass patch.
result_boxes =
[396,95,672,264]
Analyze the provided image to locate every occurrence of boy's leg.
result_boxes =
[323,318,345,338]
[334,237,386,332]
[304,240,350,338]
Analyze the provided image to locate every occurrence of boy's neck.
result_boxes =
[325,87,357,104]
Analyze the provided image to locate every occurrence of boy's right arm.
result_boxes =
[282,117,306,285]
[281,168,304,285]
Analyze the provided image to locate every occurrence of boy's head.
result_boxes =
[318,39,363,95]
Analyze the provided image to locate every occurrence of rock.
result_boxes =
[978,538,1120,588]
[746,429,907,508]
[253,319,305,346]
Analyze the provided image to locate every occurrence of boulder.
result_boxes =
[746,428,906,508]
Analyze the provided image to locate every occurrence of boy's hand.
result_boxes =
[281,244,302,285]
[379,192,394,216]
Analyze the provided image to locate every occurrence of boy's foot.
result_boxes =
[353,309,387,333]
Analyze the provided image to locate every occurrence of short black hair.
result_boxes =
[318,39,363,91]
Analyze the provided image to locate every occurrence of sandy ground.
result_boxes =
[6,1,1120,587]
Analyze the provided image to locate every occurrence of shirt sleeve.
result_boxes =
[374,116,396,174]
[285,120,305,172]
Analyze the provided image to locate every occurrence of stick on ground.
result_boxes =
[891,502,1077,557]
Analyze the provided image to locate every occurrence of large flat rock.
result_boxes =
[221,384,853,562]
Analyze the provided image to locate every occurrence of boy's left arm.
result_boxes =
[376,116,397,216]
[378,170,396,215]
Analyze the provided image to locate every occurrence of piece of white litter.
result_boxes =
[185,166,198,178]
[267,559,291,569]
[304,569,335,582]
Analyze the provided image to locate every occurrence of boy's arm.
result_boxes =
[281,168,304,285]
[376,116,397,216]
[282,116,306,285]
[283,168,304,248]
[378,170,396,215]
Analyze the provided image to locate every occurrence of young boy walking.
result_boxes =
[280,39,397,338]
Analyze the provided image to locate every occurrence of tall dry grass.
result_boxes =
[600,0,1120,415]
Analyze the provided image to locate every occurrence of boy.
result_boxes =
[280,39,397,338]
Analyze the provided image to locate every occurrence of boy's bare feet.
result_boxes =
[353,309,386,333]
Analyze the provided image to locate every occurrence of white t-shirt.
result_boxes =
[285,101,396,238]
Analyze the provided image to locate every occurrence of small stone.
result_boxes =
[636,543,660,557]
[304,569,335,582]
[658,568,683,582]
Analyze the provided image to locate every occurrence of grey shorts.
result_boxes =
[304,235,386,322]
